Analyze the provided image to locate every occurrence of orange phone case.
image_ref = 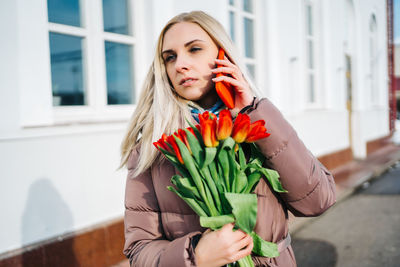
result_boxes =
[215,48,235,109]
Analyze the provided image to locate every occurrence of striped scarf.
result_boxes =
[188,99,226,123]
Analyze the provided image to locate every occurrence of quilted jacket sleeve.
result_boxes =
[123,149,201,267]
[243,98,336,216]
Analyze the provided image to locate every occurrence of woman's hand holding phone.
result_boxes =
[212,48,254,111]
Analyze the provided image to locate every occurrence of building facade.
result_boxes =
[0,0,391,264]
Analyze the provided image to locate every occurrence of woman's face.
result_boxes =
[162,22,219,108]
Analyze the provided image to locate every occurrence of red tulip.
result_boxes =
[167,135,184,164]
[153,134,172,153]
[232,113,251,143]
[217,109,233,140]
[199,111,219,147]
[245,120,271,142]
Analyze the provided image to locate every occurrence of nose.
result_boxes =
[175,54,190,73]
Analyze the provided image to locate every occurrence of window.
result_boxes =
[47,0,136,114]
[369,14,378,106]
[303,0,324,108]
[304,1,316,104]
[228,0,256,80]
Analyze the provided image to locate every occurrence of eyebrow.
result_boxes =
[162,39,205,56]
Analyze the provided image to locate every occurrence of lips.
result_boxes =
[180,77,198,86]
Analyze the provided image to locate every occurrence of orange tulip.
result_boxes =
[245,120,270,142]
[199,111,219,147]
[232,113,251,143]
[177,129,192,155]
[217,109,233,140]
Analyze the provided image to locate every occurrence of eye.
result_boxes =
[164,54,176,63]
[190,47,202,53]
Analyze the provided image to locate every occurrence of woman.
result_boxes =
[121,11,336,267]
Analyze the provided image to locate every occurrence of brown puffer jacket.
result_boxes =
[123,98,336,266]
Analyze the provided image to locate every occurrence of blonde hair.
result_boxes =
[120,10,258,175]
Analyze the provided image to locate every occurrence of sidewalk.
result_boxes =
[112,142,400,267]
[289,141,400,233]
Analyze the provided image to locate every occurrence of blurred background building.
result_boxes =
[0,0,397,266]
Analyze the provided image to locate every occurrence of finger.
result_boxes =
[211,67,241,80]
[221,222,235,232]
[230,237,254,262]
[212,76,243,90]
[231,234,253,252]
[215,58,237,69]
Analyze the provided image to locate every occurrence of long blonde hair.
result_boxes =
[120,10,258,175]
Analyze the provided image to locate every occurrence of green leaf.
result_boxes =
[185,118,204,145]
[250,232,279,258]
[224,193,257,234]
[199,166,221,213]
[238,145,246,170]
[202,179,219,216]
[184,128,204,166]
[233,171,248,193]
[217,149,230,192]
[221,137,236,150]
[164,154,190,178]
[199,214,235,230]
[259,168,288,193]
[237,255,255,267]
[167,186,209,217]
[243,171,262,194]
[202,147,217,168]
[171,175,201,200]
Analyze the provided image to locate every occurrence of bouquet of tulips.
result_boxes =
[153,110,287,267]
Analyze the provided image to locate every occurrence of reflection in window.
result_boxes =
[103,0,130,35]
[229,0,235,6]
[47,0,81,27]
[229,11,236,42]
[306,4,313,35]
[244,18,254,58]
[309,74,315,103]
[243,0,253,13]
[246,64,255,80]
[105,42,134,105]
[49,33,85,106]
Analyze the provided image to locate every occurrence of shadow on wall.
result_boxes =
[21,178,77,266]
[292,238,338,267]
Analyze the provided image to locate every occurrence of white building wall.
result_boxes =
[0,0,390,255]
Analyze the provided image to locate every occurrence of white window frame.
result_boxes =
[303,0,322,109]
[228,0,258,81]
[47,0,141,124]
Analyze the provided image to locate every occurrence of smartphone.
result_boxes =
[215,48,235,109]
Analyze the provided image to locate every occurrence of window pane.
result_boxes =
[308,73,315,103]
[246,64,255,80]
[229,11,236,42]
[244,18,254,58]
[306,4,313,36]
[105,42,134,105]
[47,0,81,27]
[243,0,253,13]
[49,33,85,106]
[307,39,314,69]
[229,0,235,6]
[103,0,130,35]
